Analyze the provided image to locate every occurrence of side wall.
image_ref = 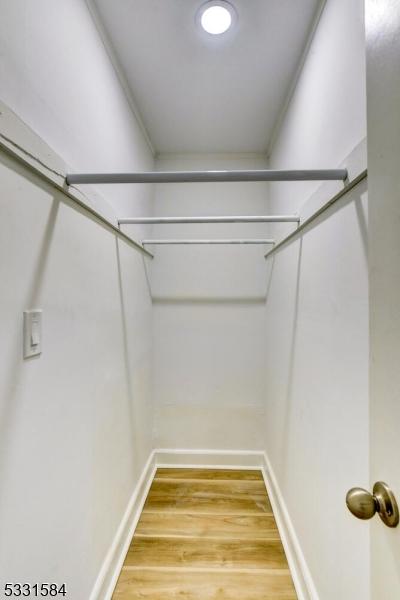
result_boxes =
[0,0,154,218]
[264,1,369,599]
[0,1,154,598]
[150,155,270,451]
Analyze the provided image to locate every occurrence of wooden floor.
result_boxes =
[112,468,297,599]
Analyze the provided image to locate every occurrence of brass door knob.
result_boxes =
[346,481,399,528]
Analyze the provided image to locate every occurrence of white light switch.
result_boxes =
[23,310,42,358]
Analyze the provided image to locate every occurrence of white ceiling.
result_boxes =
[93,0,322,154]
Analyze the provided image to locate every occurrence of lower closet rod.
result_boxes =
[119,215,299,224]
[141,239,275,245]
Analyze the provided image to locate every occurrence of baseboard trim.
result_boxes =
[90,450,157,600]
[261,453,319,600]
[91,448,317,600]
[154,448,265,469]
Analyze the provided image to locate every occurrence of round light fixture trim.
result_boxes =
[197,1,237,35]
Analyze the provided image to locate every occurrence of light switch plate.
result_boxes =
[23,310,42,358]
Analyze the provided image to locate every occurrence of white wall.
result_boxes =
[0,1,154,598]
[150,155,270,450]
[264,1,369,599]
[0,0,370,598]
[0,0,154,219]
[267,0,366,213]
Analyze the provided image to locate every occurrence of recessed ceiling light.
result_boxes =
[197,1,237,36]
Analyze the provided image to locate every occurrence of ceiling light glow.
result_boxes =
[198,1,236,35]
[202,6,231,34]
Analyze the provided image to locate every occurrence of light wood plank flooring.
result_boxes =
[112,468,297,599]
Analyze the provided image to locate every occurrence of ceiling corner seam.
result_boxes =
[266,0,328,159]
[84,0,156,158]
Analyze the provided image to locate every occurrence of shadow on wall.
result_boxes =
[354,193,368,265]
[141,253,153,300]
[145,249,272,302]
[151,296,267,304]
[264,254,276,302]
[264,178,368,479]
[0,183,60,479]
[0,152,156,486]
[280,238,303,470]
[115,237,153,475]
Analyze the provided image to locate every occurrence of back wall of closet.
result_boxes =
[151,154,270,450]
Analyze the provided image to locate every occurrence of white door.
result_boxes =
[367,1,400,597]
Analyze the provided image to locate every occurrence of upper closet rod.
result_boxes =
[66,169,348,185]
[119,215,300,224]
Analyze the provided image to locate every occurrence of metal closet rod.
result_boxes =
[0,135,154,261]
[66,169,348,185]
[264,169,368,260]
[119,215,300,224]
[142,239,275,245]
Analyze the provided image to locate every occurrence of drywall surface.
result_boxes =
[0,1,154,598]
[0,0,154,218]
[0,149,153,599]
[268,0,366,216]
[264,1,369,599]
[150,155,270,450]
[367,1,400,597]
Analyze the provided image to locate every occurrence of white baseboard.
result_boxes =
[154,448,265,469]
[91,448,318,600]
[89,450,157,600]
[261,453,319,600]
